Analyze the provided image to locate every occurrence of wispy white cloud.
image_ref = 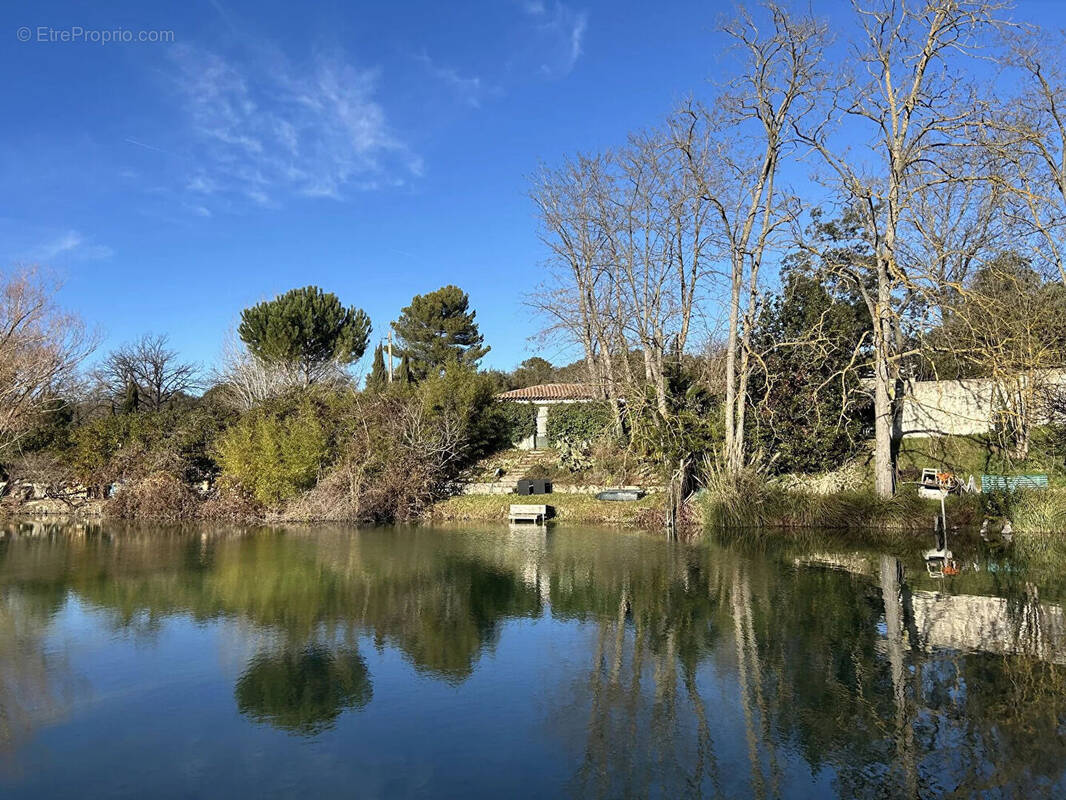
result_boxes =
[521,1,588,77]
[169,43,419,207]
[124,137,173,156]
[566,12,588,71]
[414,51,495,108]
[184,203,213,218]
[33,230,113,262]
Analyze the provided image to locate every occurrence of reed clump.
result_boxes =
[698,470,984,532]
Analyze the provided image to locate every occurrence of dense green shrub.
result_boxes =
[16,401,75,454]
[417,362,503,457]
[495,402,537,444]
[981,487,1020,519]
[217,399,331,506]
[287,365,505,522]
[67,401,232,485]
[547,402,614,446]
[69,415,127,479]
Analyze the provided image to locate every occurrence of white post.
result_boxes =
[940,495,947,550]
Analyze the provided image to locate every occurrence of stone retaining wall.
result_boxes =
[460,483,665,496]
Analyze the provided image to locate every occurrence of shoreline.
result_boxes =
[429,492,668,527]
[5,485,1065,536]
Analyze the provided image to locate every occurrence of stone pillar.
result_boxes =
[536,405,549,449]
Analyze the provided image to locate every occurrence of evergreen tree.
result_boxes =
[512,357,556,388]
[365,344,387,392]
[397,353,414,385]
[121,374,140,414]
[391,285,489,378]
[238,286,371,386]
[748,272,871,474]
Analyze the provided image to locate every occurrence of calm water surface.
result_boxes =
[2,520,1066,798]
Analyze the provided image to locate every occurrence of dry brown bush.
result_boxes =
[105,472,199,521]
[198,477,263,522]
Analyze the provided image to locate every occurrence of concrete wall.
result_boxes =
[901,378,997,437]
[900,370,1066,439]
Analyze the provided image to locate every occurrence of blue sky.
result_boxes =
[3,0,1063,375]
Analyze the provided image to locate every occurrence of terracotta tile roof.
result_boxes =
[496,383,601,401]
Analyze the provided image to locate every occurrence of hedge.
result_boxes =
[495,402,537,443]
[546,402,614,445]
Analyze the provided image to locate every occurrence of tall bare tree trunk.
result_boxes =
[797,1,1005,497]
[873,262,897,497]
[724,256,745,474]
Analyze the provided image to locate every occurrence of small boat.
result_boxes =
[596,489,644,502]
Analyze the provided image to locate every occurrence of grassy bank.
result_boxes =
[430,492,666,527]
[697,485,983,532]
[898,430,1066,489]
[698,483,1066,534]
[1006,489,1066,534]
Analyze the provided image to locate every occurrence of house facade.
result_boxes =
[496,383,603,449]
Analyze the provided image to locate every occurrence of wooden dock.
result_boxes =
[509,504,551,525]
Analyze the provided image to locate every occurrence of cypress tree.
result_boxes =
[121,374,140,414]
[397,353,414,385]
[365,344,387,392]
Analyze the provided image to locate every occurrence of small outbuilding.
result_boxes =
[496,383,603,450]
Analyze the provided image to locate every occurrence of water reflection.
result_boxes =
[1,522,1066,797]
[235,646,371,735]
[0,589,76,754]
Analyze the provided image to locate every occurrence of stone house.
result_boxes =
[496,383,604,449]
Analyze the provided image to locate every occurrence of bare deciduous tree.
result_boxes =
[604,128,712,418]
[675,2,826,474]
[527,0,1064,501]
[529,153,624,430]
[797,0,1007,497]
[927,252,1066,459]
[0,266,96,456]
[997,28,1066,284]
[530,129,712,438]
[97,333,199,411]
[210,333,289,411]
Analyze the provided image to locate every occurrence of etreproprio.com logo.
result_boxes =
[17,26,175,44]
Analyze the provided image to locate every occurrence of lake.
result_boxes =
[1,520,1065,798]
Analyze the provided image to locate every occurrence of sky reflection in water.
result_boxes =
[1,521,1065,798]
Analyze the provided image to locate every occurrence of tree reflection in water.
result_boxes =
[553,534,1066,798]
[3,522,1066,796]
[235,646,371,735]
[0,588,76,754]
